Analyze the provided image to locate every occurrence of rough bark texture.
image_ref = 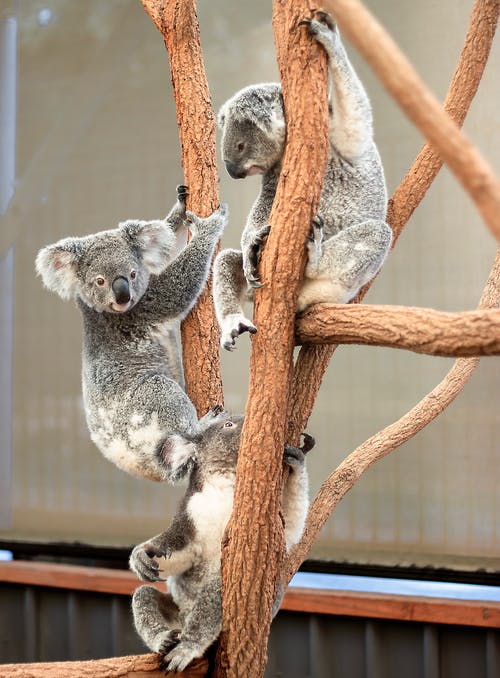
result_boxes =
[214,2,329,676]
[287,248,500,579]
[296,304,500,356]
[0,655,208,678]
[287,0,500,443]
[141,0,223,414]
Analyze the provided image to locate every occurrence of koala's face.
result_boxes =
[77,234,148,313]
[161,413,245,483]
[218,84,286,180]
[36,218,176,311]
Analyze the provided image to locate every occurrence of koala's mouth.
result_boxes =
[109,300,134,313]
[246,165,265,176]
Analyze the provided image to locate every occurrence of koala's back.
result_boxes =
[318,142,387,236]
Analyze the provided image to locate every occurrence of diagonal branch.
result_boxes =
[286,247,500,580]
[296,304,500,356]
[141,0,223,414]
[324,0,500,242]
[287,0,500,443]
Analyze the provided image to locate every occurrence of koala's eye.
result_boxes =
[95,276,106,287]
[130,269,137,280]
[237,142,245,153]
[223,421,235,428]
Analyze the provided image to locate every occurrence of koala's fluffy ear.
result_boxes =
[121,220,176,275]
[161,434,197,484]
[35,237,84,300]
[223,84,286,140]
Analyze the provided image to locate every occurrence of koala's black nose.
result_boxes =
[225,161,246,180]
[112,276,131,304]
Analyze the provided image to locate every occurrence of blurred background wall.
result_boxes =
[0,0,498,572]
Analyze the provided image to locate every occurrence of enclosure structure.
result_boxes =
[0,3,496,676]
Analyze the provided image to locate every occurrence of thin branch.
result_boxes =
[141,0,223,414]
[324,0,500,243]
[296,304,500,356]
[287,0,500,443]
[286,247,500,580]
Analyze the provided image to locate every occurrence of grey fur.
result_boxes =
[213,13,393,350]
[130,413,311,672]
[36,186,228,481]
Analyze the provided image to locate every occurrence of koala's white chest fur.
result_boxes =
[187,474,235,560]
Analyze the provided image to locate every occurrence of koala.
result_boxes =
[130,412,312,672]
[36,185,228,481]
[213,12,393,350]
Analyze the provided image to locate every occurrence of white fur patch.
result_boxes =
[187,475,235,559]
[165,435,196,474]
[128,413,163,453]
[297,277,351,310]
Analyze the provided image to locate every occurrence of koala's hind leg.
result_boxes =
[305,12,373,159]
[213,248,256,351]
[298,219,392,310]
[163,574,222,673]
[132,585,182,654]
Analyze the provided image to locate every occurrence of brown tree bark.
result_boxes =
[287,246,500,579]
[0,655,208,678]
[287,0,500,443]
[141,0,223,414]
[214,2,330,676]
[296,304,500,356]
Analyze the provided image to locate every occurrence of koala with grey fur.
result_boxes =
[213,12,392,350]
[36,185,227,481]
[130,411,312,672]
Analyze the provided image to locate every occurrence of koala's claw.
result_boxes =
[284,444,306,470]
[247,275,264,289]
[300,432,315,454]
[158,630,182,660]
[221,314,257,351]
[130,543,163,582]
[245,225,270,285]
[313,10,336,31]
[176,185,189,202]
[163,642,201,673]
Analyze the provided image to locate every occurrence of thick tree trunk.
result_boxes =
[141,0,223,414]
[214,2,329,676]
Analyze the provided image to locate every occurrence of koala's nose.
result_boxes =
[225,160,246,180]
[112,276,131,304]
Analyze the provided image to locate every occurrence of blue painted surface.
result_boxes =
[290,571,500,601]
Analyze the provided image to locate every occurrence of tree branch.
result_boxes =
[141,0,223,414]
[287,0,500,443]
[0,654,208,678]
[286,247,500,580]
[296,303,500,356]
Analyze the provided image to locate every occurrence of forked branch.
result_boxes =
[287,246,500,579]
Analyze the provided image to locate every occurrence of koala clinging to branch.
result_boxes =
[130,411,312,672]
[213,12,393,350]
[36,186,227,481]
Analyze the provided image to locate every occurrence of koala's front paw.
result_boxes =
[163,641,203,673]
[306,215,324,273]
[186,203,228,240]
[220,313,257,351]
[284,444,306,471]
[300,432,315,454]
[130,542,166,582]
[243,225,270,288]
[176,184,189,205]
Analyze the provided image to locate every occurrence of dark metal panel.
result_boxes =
[1,583,500,677]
